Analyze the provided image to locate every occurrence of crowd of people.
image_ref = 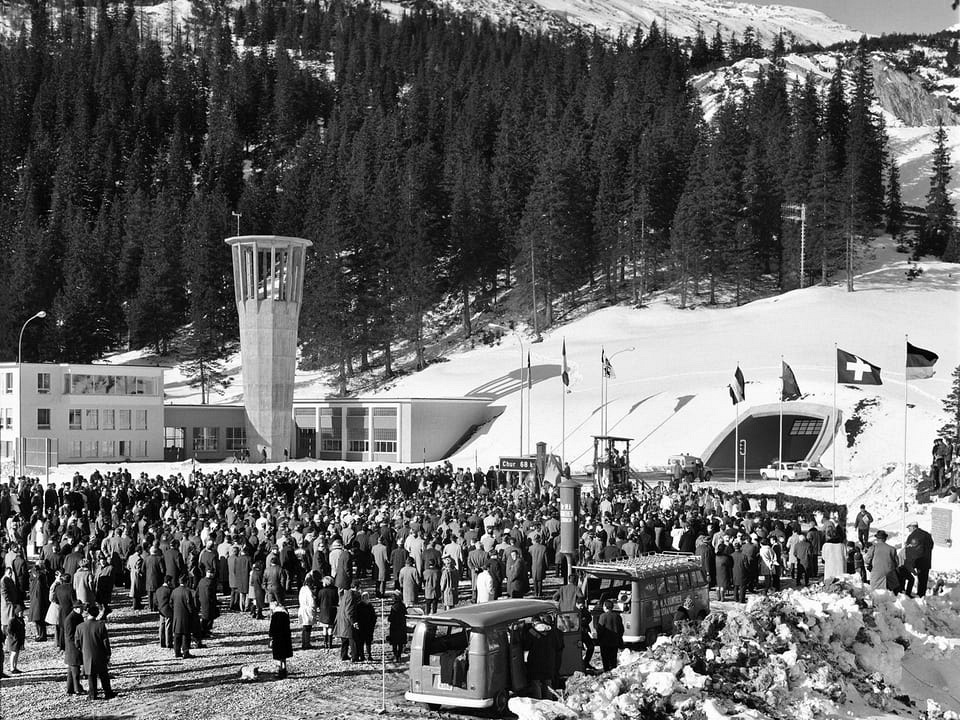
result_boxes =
[0,459,943,698]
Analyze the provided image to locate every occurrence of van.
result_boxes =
[575,552,709,646]
[405,599,582,715]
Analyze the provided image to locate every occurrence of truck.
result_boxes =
[666,454,712,482]
[759,461,810,482]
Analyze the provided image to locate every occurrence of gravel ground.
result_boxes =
[0,575,571,720]
[1,586,461,720]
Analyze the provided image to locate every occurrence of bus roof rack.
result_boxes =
[572,552,702,580]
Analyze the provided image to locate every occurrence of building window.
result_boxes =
[102,409,115,430]
[101,440,116,457]
[83,440,98,458]
[1,409,11,430]
[70,441,82,458]
[119,440,130,458]
[135,440,147,458]
[118,410,131,430]
[165,427,185,449]
[372,407,397,454]
[37,408,51,430]
[37,372,50,393]
[63,373,158,396]
[68,409,82,430]
[3,372,12,394]
[789,419,823,436]
[319,408,342,452]
[135,409,148,430]
[192,427,219,451]
[226,427,247,451]
[346,407,368,453]
[84,409,98,430]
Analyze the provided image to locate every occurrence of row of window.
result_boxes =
[35,408,149,431]
[3,372,159,397]
[164,427,247,452]
[68,439,148,459]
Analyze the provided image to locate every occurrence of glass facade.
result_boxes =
[319,408,342,456]
[373,407,397,454]
[346,407,368,455]
[63,373,159,396]
[226,427,247,451]
[193,427,219,451]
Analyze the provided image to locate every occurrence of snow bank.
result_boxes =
[515,583,960,720]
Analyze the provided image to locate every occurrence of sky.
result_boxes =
[742,0,956,36]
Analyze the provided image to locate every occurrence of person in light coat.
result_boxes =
[864,530,900,592]
[297,577,317,649]
[821,530,847,585]
[475,563,495,603]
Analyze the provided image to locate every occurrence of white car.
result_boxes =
[795,460,833,481]
[759,461,810,482]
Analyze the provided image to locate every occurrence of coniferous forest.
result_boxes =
[0,0,916,391]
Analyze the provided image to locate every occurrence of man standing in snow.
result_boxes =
[903,521,935,597]
[596,599,624,672]
[864,530,900,593]
[854,505,874,548]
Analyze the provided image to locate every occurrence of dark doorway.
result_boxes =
[706,414,824,472]
[296,428,316,459]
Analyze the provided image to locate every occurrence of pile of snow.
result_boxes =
[514,583,960,720]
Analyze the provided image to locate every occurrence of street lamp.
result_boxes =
[489,323,526,456]
[603,347,635,436]
[16,310,46,478]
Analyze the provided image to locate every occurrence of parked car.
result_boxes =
[759,461,810,482]
[795,460,833,481]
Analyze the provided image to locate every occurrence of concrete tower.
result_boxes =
[226,235,312,461]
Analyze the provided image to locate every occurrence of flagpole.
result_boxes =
[902,334,908,542]
[779,355,784,492]
[527,354,532,457]
[601,348,606,437]
[562,338,567,465]
[734,367,740,487]
[833,343,838,505]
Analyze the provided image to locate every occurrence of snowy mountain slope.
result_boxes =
[693,50,960,206]
[402,0,862,47]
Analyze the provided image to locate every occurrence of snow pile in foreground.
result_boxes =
[514,583,960,720]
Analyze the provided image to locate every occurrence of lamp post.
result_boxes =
[489,323,525,456]
[16,310,46,478]
[603,347,635,435]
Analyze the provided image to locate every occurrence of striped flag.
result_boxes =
[906,342,938,380]
[561,340,569,387]
[602,350,615,379]
[729,366,745,404]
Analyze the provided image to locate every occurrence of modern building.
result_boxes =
[0,362,165,470]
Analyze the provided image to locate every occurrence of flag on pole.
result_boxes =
[561,340,569,387]
[906,342,938,379]
[729,366,745,404]
[837,348,882,385]
[527,352,532,389]
[603,353,615,379]
[781,361,801,401]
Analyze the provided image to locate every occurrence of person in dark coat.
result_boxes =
[53,572,77,651]
[715,544,733,601]
[63,601,86,695]
[249,562,266,619]
[4,604,26,673]
[144,546,165,611]
[525,614,563,699]
[268,602,293,677]
[196,569,219,638]
[316,576,338,649]
[387,594,407,662]
[731,544,749,603]
[155,576,174,648]
[28,562,51,641]
[903,521,935,597]
[529,537,549,597]
[356,591,377,661]
[505,548,529,598]
[263,557,286,605]
[595,599,624,672]
[171,575,197,658]
[234,547,252,612]
[334,585,360,661]
[422,558,440,613]
[74,604,115,700]
[696,536,716,588]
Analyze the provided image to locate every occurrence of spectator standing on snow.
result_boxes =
[821,528,847,585]
[864,530,900,593]
[854,505,874,548]
[596,599,624,672]
[903,521,935,597]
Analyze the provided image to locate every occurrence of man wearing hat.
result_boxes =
[74,604,115,700]
[903,521,935,597]
[63,601,86,694]
[864,530,900,592]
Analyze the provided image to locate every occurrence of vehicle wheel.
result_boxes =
[781,475,789,482]
[760,472,768,481]
[419,702,441,711]
[492,689,509,716]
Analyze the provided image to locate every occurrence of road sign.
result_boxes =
[499,456,537,471]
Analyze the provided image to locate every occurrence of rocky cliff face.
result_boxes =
[872,58,959,127]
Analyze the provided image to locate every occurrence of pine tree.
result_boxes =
[940,365,960,446]
[919,119,956,259]
[180,325,233,404]
[886,162,907,249]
